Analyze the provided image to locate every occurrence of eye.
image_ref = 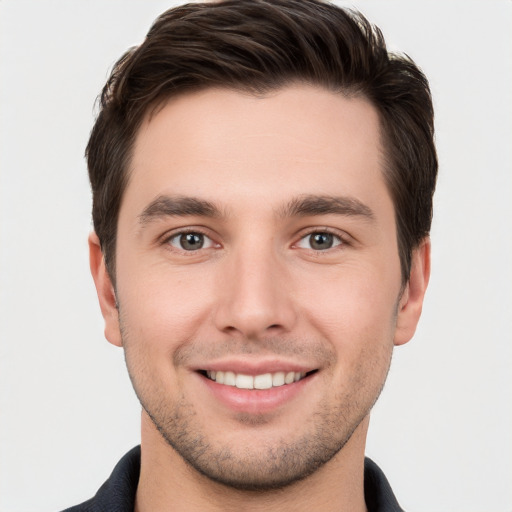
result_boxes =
[167,232,216,251]
[296,232,343,251]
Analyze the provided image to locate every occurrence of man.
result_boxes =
[64,0,436,510]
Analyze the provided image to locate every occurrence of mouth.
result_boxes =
[199,369,317,390]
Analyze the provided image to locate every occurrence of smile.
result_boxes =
[204,370,311,390]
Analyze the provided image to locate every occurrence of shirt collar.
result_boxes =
[63,446,404,511]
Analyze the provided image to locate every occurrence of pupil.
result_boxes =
[311,233,333,250]
[180,233,204,250]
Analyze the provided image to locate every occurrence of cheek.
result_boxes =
[118,278,205,396]
[117,263,216,347]
[295,262,400,341]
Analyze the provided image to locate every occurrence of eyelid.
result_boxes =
[160,226,220,251]
[157,225,352,252]
[292,227,351,250]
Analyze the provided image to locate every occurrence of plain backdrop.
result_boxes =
[1,1,511,511]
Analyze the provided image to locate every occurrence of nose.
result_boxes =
[213,242,297,339]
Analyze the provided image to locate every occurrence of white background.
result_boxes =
[1,1,511,511]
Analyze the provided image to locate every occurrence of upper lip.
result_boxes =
[192,359,317,375]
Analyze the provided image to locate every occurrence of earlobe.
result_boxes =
[394,237,431,346]
[88,232,123,347]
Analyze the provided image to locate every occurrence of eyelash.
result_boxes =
[294,228,349,252]
[161,228,218,253]
[160,227,350,254]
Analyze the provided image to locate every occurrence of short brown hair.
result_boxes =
[87,0,437,284]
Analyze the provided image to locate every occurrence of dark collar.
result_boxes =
[364,457,405,512]
[62,446,404,511]
[61,446,140,512]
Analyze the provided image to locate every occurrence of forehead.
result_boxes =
[125,85,388,217]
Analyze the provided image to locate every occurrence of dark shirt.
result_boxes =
[61,446,404,512]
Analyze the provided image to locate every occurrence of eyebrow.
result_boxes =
[138,195,222,225]
[279,194,375,220]
[138,193,375,226]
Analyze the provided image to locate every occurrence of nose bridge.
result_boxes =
[214,236,296,337]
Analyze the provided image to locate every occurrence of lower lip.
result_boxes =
[199,373,314,414]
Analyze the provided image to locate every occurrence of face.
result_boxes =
[91,85,429,490]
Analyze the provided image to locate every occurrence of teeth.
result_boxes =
[272,372,285,387]
[224,371,236,386]
[205,370,307,389]
[236,374,254,389]
[254,373,272,390]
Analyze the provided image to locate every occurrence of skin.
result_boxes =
[90,85,430,511]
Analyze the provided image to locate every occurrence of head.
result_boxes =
[87,0,437,288]
[87,0,436,493]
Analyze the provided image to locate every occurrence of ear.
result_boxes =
[394,237,431,346]
[88,232,122,347]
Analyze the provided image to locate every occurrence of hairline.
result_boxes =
[105,82,412,288]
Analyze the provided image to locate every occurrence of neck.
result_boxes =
[135,412,369,512]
